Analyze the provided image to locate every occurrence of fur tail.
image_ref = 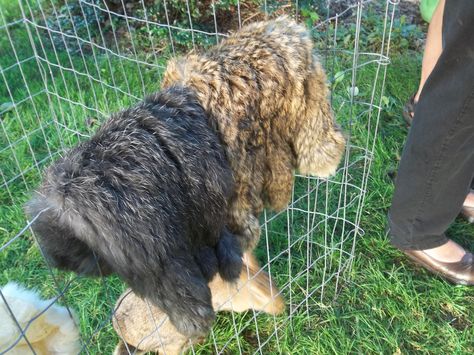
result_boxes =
[24,194,113,277]
[216,228,243,281]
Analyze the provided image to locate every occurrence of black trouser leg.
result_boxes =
[388,0,474,250]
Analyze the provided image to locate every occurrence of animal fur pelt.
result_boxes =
[112,253,284,355]
[162,16,346,251]
[25,86,243,337]
[0,282,80,355]
[25,15,344,339]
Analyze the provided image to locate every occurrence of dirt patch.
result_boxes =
[398,0,425,25]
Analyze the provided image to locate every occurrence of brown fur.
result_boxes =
[162,16,345,251]
[112,253,284,355]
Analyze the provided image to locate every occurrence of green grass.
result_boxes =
[1,1,474,354]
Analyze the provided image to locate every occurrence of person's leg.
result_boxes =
[405,0,474,217]
[462,187,474,223]
[409,0,474,213]
[389,1,474,261]
[465,192,474,208]
[403,0,443,124]
[414,0,444,102]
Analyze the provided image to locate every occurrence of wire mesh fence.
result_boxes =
[1,0,398,353]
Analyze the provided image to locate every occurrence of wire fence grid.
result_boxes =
[0,0,398,354]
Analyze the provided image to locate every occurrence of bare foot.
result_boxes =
[424,239,466,263]
[463,190,474,208]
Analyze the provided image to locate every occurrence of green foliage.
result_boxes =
[140,0,257,50]
[153,0,248,28]
[363,13,423,53]
[311,4,423,55]
[297,0,321,28]
[44,0,107,53]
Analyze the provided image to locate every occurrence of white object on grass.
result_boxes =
[0,282,80,355]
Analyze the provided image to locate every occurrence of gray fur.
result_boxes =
[25,86,242,337]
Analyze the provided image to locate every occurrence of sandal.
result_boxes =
[402,94,417,126]
[402,248,474,285]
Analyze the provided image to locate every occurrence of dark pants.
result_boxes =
[389,0,474,250]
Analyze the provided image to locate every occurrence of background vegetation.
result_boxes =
[1,0,473,354]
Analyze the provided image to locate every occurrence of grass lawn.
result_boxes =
[1,1,473,354]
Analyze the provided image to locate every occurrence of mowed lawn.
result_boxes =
[1,1,473,354]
